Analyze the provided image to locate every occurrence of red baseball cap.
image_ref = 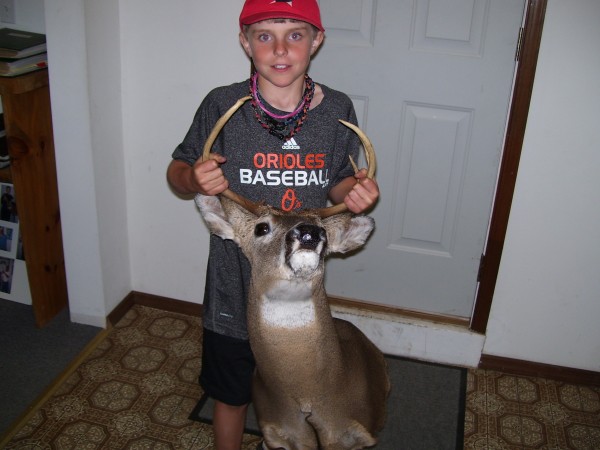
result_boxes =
[239,0,324,32]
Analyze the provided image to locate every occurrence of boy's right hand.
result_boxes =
[192,154,229,196]
[167,155,229,196]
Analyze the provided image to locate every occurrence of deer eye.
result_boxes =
[254,222,271,237]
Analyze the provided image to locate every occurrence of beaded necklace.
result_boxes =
[249,72,315,141]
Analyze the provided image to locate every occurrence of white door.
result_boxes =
[312,0,525,317]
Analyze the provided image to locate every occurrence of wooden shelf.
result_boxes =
[0,69,51,95]
[0,69,68,327]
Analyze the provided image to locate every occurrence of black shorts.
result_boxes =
[199,328,256,406]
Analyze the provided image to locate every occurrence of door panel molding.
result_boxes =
[411,0,490,57]
[390,102,473,257]
[320,0,377,47]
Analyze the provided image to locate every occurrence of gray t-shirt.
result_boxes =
[172,79,359,339]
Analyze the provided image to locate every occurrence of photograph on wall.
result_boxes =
[0,182,29,303]
[0,221,16,258]
[0,256,14,294]
[16,232,24,260]
[0,182,18,223]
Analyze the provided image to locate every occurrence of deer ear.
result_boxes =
[195,194,236,241]
[323,214,375,255]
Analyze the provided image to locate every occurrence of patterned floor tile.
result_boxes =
[2,305,262,450]
[465,369,600,449]
[2,304,598,449]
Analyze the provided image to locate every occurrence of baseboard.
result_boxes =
[108,291,202,326]
[110,291,483,366]
[111,292,469,329]
[328,296,470,328]
[107,291,136,326]
[479,354,600,386]
[108,291,469,327]
[109,291,599,387]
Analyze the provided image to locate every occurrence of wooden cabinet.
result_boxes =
[0,69,68,327]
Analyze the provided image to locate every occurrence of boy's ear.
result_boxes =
[239,31,252,58]
[310,31,324,55]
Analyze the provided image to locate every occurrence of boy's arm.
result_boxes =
[329,168,379,214]
[167,155,229,196]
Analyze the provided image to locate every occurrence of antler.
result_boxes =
[201,96,263,215]
[202,97,376,218]
[313,120,377,218]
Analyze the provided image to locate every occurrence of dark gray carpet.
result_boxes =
[0,300,101,433]
[190,356,466,449]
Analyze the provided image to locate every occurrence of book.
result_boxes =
[0,52,47,77]
[0,28,46,59]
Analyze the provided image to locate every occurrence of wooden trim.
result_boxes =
[108,291,203,326]
[132,291,203,317]
[109,291,600,386]
[111,292,471,329]
[0,68,49,95]
[111,292,471,328]
[470,0,548,333]
[107,291,136,326]
[480,354,600,387]
[328,296,470,328]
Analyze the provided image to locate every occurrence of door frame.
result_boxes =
[470,0,548,333]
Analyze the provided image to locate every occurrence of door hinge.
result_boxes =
[515,27,524,61]
[477,253,486,283]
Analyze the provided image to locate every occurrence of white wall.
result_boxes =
[84,0,131,321]
[120,0,247,302]
[42,0,599,371]
[482,0,600,372]
[45,0,129,327]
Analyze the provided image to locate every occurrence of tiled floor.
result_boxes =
[1,304,599,449]
[1,305,261,449]
[465,369,600,449]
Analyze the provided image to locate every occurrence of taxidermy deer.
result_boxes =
[196,97,390,449]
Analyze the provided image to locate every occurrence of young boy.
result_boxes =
[167,1,379,448]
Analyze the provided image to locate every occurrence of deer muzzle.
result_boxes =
[288,224,326,250]
[285,223,326,277]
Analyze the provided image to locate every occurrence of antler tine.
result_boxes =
[202,95,252,162]
[201,96,263,215]
[315,120,377,218]
[338,120,377,180]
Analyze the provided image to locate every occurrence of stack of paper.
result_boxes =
[0,28,47,77]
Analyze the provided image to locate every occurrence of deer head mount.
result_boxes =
[197,195,374,282]
[195,97,388,449]
[195,195,388,449]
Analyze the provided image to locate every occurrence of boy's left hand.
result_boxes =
[344,169,379,214]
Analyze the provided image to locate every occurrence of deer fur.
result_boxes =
[196,195,390,450]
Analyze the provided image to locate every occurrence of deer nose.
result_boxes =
[290,224,325,250]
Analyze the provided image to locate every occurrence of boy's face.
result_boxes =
[240,19,324,91]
